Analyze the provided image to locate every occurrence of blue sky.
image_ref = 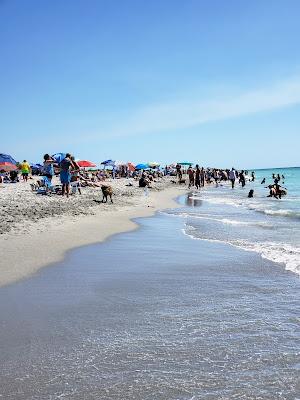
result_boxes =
[1,0,300,168]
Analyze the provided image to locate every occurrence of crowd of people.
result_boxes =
[175,164,252,190]
[263,173,287,199]
[1,155,288,200]
[172,164,288,200]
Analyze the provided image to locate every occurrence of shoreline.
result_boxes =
[0,185,186,287]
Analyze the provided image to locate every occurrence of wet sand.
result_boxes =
[0,202,299,399]
[0,178,185,286]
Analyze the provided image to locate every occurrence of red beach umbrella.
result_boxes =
[77,160,97,168]
[0,162,18,172]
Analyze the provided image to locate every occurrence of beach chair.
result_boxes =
[36,176,57,195]
[70,181,81,194]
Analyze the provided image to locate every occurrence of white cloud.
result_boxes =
[102,76,300,137]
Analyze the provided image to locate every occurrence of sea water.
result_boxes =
[164,167,300,275]
[0,212,299,399]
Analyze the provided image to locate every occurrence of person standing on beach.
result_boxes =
[176,163,182,180]
[20,160,30,182]
[229,168,236,189]
[187,166,195,188]
[195,164,201,189]
[200,167,205,187]
[239,170,246,187]
[60,153,78,197]
[42,154,55,183]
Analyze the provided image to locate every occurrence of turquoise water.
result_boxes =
[254,167,300,210]
[165,167,300,275]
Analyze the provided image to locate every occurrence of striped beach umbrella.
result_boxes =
[0,162,18,172]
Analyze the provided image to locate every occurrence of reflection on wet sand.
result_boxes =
[185,192,203,207]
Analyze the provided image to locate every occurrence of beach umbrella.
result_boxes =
[52,153,66,163]
[77,160,97,168]
[0,153,17,165]
[178,161,193,165]
[101,159,115,166]
[0,162,18,172]
[114,160,126,167]
[148,162,160,168]
[135,163,149,170]
[30,163,43,168]
[30,163,43,172]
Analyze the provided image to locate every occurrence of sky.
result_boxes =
[1,0,300,169]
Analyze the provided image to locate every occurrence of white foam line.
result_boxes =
[182,227,300,276]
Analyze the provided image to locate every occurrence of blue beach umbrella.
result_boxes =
[101,159,115,166]
[52,153,66,163]
[135,163,149,170]
[0,153,17,164]
[30,163,43,169]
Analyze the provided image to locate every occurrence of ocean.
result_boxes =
[165,167,300,276]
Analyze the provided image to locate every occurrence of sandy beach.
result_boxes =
[0,177,186,287]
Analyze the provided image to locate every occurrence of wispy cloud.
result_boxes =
[100,76,300,137]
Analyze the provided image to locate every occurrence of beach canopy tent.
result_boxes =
[101,159,115,167]
[0,153,17,165]
[0,162,18,172]
[77,160,97,168]
[178,161,193,166]
[52,153,66,163]
[135,163,149,170]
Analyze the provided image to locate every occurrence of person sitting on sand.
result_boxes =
[139,173,151,188]
[9,170,19,182]
[248,189,254,198]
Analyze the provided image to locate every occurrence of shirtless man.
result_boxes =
[187,166,195,188]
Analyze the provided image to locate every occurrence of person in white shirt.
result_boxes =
[229,168,236,189]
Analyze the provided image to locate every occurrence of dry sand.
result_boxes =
[0,177,186,287]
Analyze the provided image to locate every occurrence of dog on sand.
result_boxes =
[101,184,113,203]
